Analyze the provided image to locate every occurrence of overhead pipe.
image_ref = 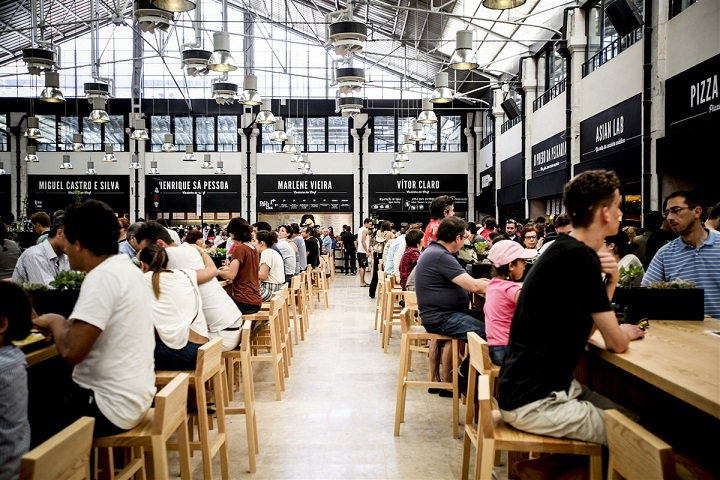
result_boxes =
[355,117,369,227]
[642,0,653,216]
[182,0,203,49]
[91,0,113,90]
[559,7,578,187]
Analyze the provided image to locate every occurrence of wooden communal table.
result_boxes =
[587,318,720,419]
[25,343,58,367]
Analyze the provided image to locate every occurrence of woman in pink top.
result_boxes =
[484,240,537,365]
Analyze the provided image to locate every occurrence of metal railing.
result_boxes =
[501,116,521,134]
[582,29,641,77]
[479,133,493,148]
[532,78,567,112]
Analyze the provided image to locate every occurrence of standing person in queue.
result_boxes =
[302,226,321,268]
[340,225,357,275]
[33,200,156,437]
[423,196,455,248]
[357,218,372,287]
[290,223,308,274]
[498,170,645,446]
[369,221,394,299]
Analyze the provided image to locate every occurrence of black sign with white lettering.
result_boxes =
[501,153,523,187]
[580,94,641,163]
[256,175,353,212]
[0,175,9,212]
[27,175,130,215]
[531,132,567,176]
[666,53,720,132]
[368,174,468,213]
[145,175,241,213]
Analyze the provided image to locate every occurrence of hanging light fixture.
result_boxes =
[430,72,454,104]
[89,98,110,123]
[59,154,73,170]
[130,117,150,141]
[400,136,415,153]
[392,160,406,169]
[85,161,97,175]
[395,152,410,163]
[148,160,160,174]
[0,162,6,175]
[129,153,142,170]
[39,71,65,103]
[183,145,197,161]
[24,116,42,139]
[239,74,262,106]
[151,0,196,13]
[483,0,527,10]
[201,154,213,169]
[417,99,438,124]
[161,133,177,152]
[103,145,117,162]
[72,133,85,152]
[282,134,299,155]
[215,160,226,174]
[24,145,39,162]
[407,120,426,142]
[255,99,276,124]
[449,30,479,70]
[270,118,288,142]
[390,165,400,175]
[290,152,302,163]
[208,32,237,72]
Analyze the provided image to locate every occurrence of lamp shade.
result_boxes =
[215,160,226,175]
[85,161,97,175]
[201,154,213,169]
[103,145,117,162]
[483,0,527,10]
[89,98,110,123]
[129,154,142,169]
[148,160,159,175]
[151,0,196,12]
[430,72,454,103]
[449,30,479,70]
[60,154,73,170]
[25,116,42,139]
[183,145,196,161]
[417,98,438,124]
[208,32,237,72]
[24,145,39,162]
[239,74,262,106]
[255,99,276,124]
[39,71,65,103]
[72,133,85,152]
[162,133,177,152]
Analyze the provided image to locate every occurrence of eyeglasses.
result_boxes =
[662,206,690,217]
[524,235,537,239]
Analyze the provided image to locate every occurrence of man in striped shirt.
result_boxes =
[643,191,720,318]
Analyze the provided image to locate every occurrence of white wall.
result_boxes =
[366,151,468,174]
[479,143,493,173]
[529,92,566,145]
[496,123,521,161]
[257,152,354,174]
[666,0,720,78]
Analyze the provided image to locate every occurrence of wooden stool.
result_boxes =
[249,297,287,400]
[381,277,405,353]
[221,322,259,473]
[461,333,602,480]
[305,265,315,315]
[298,271,310,333]
[606,409,713,480]
[287,275,304,343]
[394,307,461,439]
[20,417,95,480]
[272,288,293,365]
[94,374,192,480]
[155,339,230,480]
[373,271,386,331]
[312,260,330,309]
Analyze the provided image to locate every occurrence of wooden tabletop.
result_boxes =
[587,318,720,419]
[25,344,59,367]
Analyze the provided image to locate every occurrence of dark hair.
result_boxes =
[118,217,130,230]
[405,229,424,247]
[184,230,203,245]
[663,190,701,211]
[436,216,467,242]
[0,282,32,343]
[563,169,621,229]
[482,217,496,230]
[278,224,293,236]
[30,211,50,228]
[468,222,478,235]
[290,223,301,235]
[301,214,316,225]
[380,220,391,232]
[127,222,144,239]
[0,222,9,250]
[492,264,511,278]
[536,216,547,224]
[505,219,517,227]
[138,244,169,299]
[429,195,455,220]
[303,226,315,235]
[156,218,170,228]
[707,203,720,221]
[0,211,15,226]
[227,217,251,242]
[553,212,572,228]
[47,211,65,239]
[489,231,504,244]
[63,200,119,256]
[605,230,637,258]
[255,230,277,248]
[135,221,174,246]
[253,221,273,232]
[363,218,371,225]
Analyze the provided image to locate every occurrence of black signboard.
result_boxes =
[368,174,468,213]
[500,153,523,187]
[0,175,10,211]
[146,175,241,213]
[27,175,130,215]
[531,132,567,177]
[580,94,641,163]
[666,53,720,133]
[256,175,353,212]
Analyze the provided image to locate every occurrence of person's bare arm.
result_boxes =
[361,230,369,252]
[189,244,219,283]
[597,247,619,301]
[592,311,645,353]
[452,273,490,294]
[258,263,270,281]
[217,258,239,280]
[32,314,102,365]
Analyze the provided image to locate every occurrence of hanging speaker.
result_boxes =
[501,99,521,120]
[605,0,642,38]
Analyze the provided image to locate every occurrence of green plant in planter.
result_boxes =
[647,278,696,289]
[19,282,48,292]
[214,248,227,258]
[50,271,87,290]
[473,240,490,257]
[618,264,645,288]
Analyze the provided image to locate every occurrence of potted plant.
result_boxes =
[209,247,227,268]
[23,271,86,318]
[612,277,704,323]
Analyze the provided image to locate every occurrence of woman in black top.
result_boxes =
[302,226,320,268]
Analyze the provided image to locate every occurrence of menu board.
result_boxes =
[0,175,10,212]
[531,132,567,177]
[580,94,641,163]
[256,174,353,212]
[368,174,468,213]
[146,175,242,213]
[27,175,130,215]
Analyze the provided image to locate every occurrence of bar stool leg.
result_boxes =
[394,333,410,436]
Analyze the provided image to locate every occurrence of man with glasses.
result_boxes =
[643,191,720,318]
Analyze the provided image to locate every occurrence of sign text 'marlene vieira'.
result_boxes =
[38,180,121,191]
[276,180,334,190]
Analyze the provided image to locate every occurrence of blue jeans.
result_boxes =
[154,340,203,370]
[489,345,507,366]
[423,310,486,341]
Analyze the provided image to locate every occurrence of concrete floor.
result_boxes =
[174,274,505,479]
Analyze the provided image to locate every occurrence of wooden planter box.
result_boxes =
[612,287,704,322]
[28,289,80,318]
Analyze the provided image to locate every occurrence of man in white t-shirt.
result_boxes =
[357,218,372,287]
[33,200,156,437]
[136,221,244,351]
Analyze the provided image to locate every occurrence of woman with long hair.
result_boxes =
[139,244,208,370]
[369,220,394,298]
[218,217,263,314]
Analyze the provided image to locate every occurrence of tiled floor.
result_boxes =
[176,274,504,479]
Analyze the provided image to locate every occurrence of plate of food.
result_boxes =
[13,330,50,351]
